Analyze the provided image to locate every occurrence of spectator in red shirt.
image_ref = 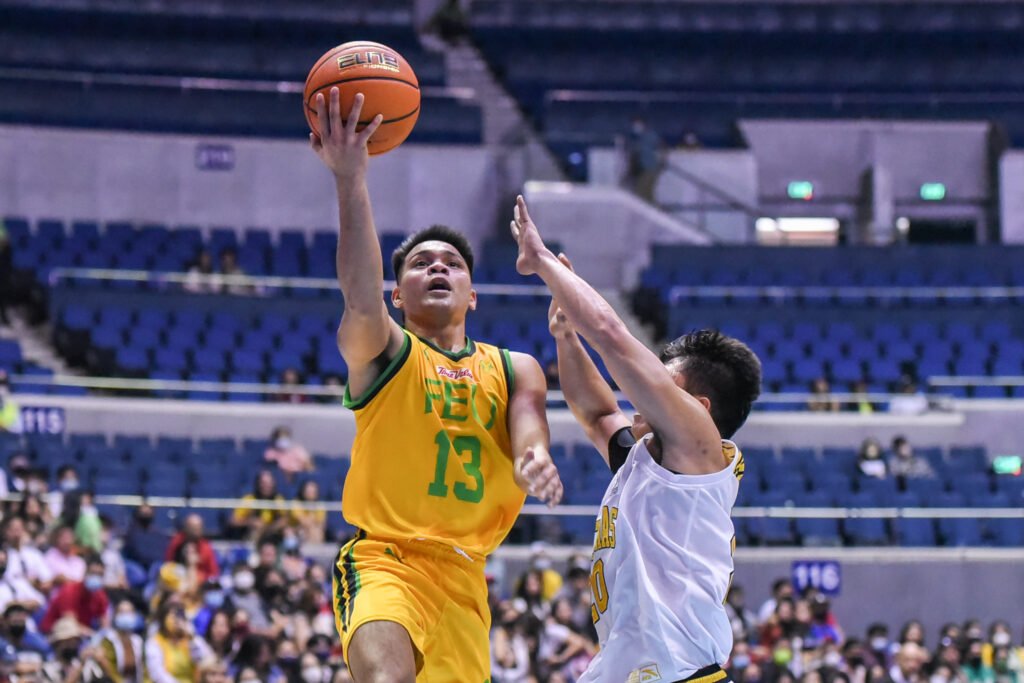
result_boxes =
[165,514,220,584]
[41,556,110,633]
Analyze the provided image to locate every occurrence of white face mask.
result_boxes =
[234,571,255,591]
[275,438,292,450]
[825,652,843,668]
[301,667,324,683]
[993,633,1011,647]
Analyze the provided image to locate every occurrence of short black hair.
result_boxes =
[391,225,474,280]
[659,329,761,439]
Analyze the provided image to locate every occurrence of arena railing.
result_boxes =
[667,285,1024,303]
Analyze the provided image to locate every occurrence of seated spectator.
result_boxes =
[44,615,91,682]
[218,248,253,296]
[3,603,51,660]
[888,436,937,480]
[41,555,110,633]
[43,525,86,587]
[889,376,929,415]
[298,651,333,683]
[197,657,231,683]
[807,593,844,647]
[19,493,54,547]
[857,438,888,479]
[6,453,31,493]
[263,426,313,481]
[726,584,758,644]
[4,514,54,595]
[184,249,216,294]
[145,602,212,683]
[866,622,894,669]
[226,564,273,636]
[203,609,237,662]
[273,368,310,404]
[99,516,128,596]
[232,635,286,683]
[228,470,287,540]
[900,619,926,646]
[165,514,220,584]
[291,480,326,544]
[49,464,82,520]
[65,490,103,554]
[321,375,345,404]
[890,642,928,683]
[0,547,45,613]
[123,504,170,569]
[537,597,597,680]
[808,377,840,412]
[850,380,876,414]
[96,599,145,683]
[526,541,563,602]
[758,578,795,626]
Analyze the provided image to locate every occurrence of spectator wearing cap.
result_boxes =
[44,614,91,681]
[123,504,170,570]
[3,602,51,660]
[165,514,220,585]
[40,555,110,633]
[145,601,213,683]
[95,599,145,683]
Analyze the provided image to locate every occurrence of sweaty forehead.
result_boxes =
[406,240,464,263]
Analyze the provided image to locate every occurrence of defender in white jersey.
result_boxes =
[509,196,761,683]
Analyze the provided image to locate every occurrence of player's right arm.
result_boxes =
[548,256,630,467]
[310,88,405,398]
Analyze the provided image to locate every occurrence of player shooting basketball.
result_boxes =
[310,91,563,682]
[509,195,761,683]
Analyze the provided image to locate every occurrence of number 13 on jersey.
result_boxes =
[427,430,485,503]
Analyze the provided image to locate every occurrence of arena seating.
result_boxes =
[1,428,1019,547]
[0,2,483,143]
[632,245,1024,401]
[469,0,1024,171]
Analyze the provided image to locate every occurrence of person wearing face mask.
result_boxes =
[298,651,331,683]
[764,637,798,680]
[984,622,1016,669]
[962,639,996,683]
[47,464,83,520]
[96,599,145,683]
[991,645,1023,683]
[124,504,171,570]
[192,580,229,638]
[3,603,52,660]
[866,623,894,669]
[40,556,110,634]
[263,426,313,483]
[521,541,562,602]
[728,641,753,681]
[6,453,31,493]
[228,565,273,637]
[165,515,220,584]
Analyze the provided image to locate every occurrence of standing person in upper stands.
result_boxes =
[510,196,760,683]
[622,117,663,202]
[309,89,562,682]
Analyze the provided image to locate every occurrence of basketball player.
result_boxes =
[509,196,761,683]
[309,91,563,682]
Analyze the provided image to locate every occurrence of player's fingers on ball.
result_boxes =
[328,88,343,139]
[346,92,365,135]
[359,114,384,144]
[315,93,329,139]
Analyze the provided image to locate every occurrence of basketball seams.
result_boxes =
[303,105,420,127]
[305,76,420,105]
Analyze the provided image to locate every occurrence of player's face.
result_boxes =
[394,240,476,319]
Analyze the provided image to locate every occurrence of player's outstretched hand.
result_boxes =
[310,89,383,181]
[518,447,564,507]
[547,254,576,339]
[509,195,552,276]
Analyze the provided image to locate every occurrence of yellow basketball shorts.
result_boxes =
[332,531,491,683]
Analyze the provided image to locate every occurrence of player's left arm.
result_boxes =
[510,196,723,475]
[508,352,564,506]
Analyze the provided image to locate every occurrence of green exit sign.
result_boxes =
[920,182,947,201]
[787,181,814,200]
[993,455,1022,476]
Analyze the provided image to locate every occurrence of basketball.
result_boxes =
[303,41,420,156]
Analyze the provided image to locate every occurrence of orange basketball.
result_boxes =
[303,41,420,156]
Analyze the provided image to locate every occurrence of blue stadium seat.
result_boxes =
[894,518,937,547]
[127,327,162,349]
[972,386,1007,399]
[185,372,223,401]
[116,348,149,375]
[153,349,189,373]
[192,349,228,373]
[939,518,982,547]
[203,329,238,353]
[905,478,945,500]
[989,520,1024,547]
[231,351,265,374]
[844,517,890,545]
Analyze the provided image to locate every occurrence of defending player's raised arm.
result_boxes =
[511,197,722,474]
[548,258,630,466]
[310,89,405,392]
[508,352,564,507]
